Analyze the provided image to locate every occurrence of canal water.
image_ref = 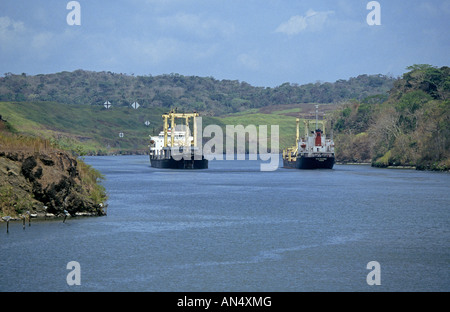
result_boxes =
[1,155,449,291]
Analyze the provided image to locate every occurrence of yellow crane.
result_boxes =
[161,110,199,148]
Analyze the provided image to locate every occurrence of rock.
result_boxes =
[7,169,18,176]
[34,166,43,179]
[1,150,107,219]
[6,153,19,162]
[75,212,95,216]
[21,156,37,181]
[39,155,55,166]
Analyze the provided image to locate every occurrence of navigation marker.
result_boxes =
[145,120,150,127]
[104,101,112,109]
[119,132,124,138]
[2,216,11,233]
[63,210,70,223]
[131,102,140,109]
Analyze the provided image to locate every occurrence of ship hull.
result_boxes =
[283,156,335,169]
[150,155,208,169]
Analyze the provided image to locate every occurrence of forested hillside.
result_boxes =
[330,65,450,170]
[0,70,394,115]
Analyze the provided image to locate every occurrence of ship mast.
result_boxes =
[315,104,319,130]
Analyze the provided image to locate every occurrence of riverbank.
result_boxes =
[0,150,107,219]
[336,161,449,172]
[0,123,108,219]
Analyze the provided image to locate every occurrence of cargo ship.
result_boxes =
[149,110,208,169]
[283,105,335,169]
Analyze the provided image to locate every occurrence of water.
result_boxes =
[1,155,449,292]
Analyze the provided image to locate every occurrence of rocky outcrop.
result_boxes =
[0,150,106,218]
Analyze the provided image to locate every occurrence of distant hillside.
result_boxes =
[0,100,336,155]
[0,70,395,116]
[330,64,450,170]
[0,101,167,155]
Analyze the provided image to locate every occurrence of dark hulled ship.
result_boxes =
[149,111,208,169]
[283,105,335,169]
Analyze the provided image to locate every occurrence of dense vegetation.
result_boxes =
[0,70,394,116]
[330,65,450,170]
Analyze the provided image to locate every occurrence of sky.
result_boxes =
[0,0,449,87]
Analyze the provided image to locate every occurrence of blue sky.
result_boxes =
[0,0,449,86]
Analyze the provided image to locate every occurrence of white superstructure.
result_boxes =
[150,126,193,153]
[297,129,335,157]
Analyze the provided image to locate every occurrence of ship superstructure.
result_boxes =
[283,105,335,169]
[149,110,208,169]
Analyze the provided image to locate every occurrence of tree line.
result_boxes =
[330,65,449,170]
[0,70,394,116]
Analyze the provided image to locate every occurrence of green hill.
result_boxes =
[0,70,394,116]
[0,101,165,154]
[0,101,338,154]
[330,65,450,170]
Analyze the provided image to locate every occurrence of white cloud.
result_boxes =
[120,36,218,66]
[32,32,54,50]
[275,9,334,35]
[136,38,180,64]
[275,15,307,35]
[0,16,25,33]
[0,16,27,53]
[238,53,260,71]
[417,1,450,15]
[0,16,26,42]
[0,15,68,62]
[157,12,235,39]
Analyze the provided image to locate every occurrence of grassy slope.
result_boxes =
[0,101,337,153]
[218,103,338,150]
[0,101,167,154]
[219,112,297,150]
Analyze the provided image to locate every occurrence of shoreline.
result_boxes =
[0,148,107,220]
[1,212,104,223]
